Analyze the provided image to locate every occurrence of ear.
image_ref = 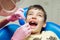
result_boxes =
[43,23,46,28]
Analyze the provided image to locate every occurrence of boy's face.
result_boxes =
[26,8,46,34]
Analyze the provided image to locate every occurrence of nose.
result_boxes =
[32,15,36,19]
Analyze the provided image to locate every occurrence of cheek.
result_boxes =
[26,16,31,22]
[37,18,44,27]
[38,17,44,23]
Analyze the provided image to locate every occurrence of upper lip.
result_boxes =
[29,19,37,22]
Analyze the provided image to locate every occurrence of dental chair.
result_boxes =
[0,7,60,40]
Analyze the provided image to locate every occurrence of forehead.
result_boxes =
[28,8,44,15]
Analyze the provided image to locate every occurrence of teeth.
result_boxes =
[31,21,35,23]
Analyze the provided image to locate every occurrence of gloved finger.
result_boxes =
[18,12,25,20]
[22,23,29,28]
[15,8,25,19]
[17,23,29,31]
[25,29,31,37]
[26,25,31,30]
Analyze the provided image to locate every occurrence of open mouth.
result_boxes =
[29,21,38,27]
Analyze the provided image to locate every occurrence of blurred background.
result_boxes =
[0,0,60,25]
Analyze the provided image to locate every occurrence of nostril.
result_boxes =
[32,17,36,19]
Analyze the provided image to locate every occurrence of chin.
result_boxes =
[31,30,38,34]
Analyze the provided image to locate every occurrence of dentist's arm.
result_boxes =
[0,8,25,28]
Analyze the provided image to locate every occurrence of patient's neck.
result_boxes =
[31,32,41,35]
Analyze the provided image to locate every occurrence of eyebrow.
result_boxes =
[37,12,44,16]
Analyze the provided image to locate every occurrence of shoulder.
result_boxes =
[42,31,56,35]
[41,31,59,40]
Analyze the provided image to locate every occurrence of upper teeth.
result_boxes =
[31,21,34,23]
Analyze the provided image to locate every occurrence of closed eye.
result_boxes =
[29,13,33,15]
[28,13,33,15]
[38,14,42,17]
[28,11,33,15]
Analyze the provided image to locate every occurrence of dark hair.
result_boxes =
[27,5,47,22]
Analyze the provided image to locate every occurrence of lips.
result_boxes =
[29,19,38,28]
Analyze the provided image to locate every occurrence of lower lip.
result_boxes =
[30,25,37,29]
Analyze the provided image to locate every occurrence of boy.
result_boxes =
[11,5,59,40]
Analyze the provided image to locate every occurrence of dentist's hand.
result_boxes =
[7,8,25,22]
[11,23,31,40]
